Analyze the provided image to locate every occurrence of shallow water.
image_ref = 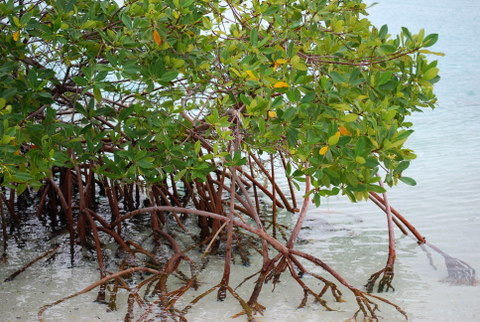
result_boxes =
[1,1,480,321]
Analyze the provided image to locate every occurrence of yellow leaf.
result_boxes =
[342,113,358,122]
[319,146,329,155]
[331,103,350,111]
[339,126,351,136]
[13,31,20,42]
[327,132,340,145]
[273,81,289,88]
[81,20,97,29]
[273,58,288,71]
[246,70,258,81]
[12,16,21,28]
[267,110,277,118]
[418,49,445,57]
[230,67,241,77]
[153,30,162,45]
[355,156,366,164]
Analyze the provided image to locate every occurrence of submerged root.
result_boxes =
[351,287,407,321]
[37,267,161,322]
[4,243,60,282]
[285,257,333,311]
[352,289,380,320]
[181,283,256,322]
[365,266,395,293]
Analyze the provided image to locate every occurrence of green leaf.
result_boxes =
[367,184,386,193]
[81,20,97,29]
[376,71,393,86]
[202,16,212,30]
[379,24,388,39]
[138,158,155,169]
[160,70,178,82]
[16,183,28,195]
[394,161,410,174]
[1,87,17,99]
[174,168,187,181]
[355,137,367,156]
[263,5,280,16]
[12,16,22,27]
[286,88,301,102]
[401,27,413,42]
[287,41,295,57]
[250,28,258,46]
[342,113,358,122]
[194,140,201,154]
[423,67,439,80]
[355,156,366,164]
[93,87,102,103]
[418,49,445,56]
[328,133,340,145]
[12,172,34,182]
[331,103,350,111]
[73,76,88,86]
[329,72,345,83]
[182,0,195,7]
[422,33,439,47]
[399,176,417,186]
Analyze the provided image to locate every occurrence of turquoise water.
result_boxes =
[363,0,480,255]
[1,1,479,321]
[312,1,480,320]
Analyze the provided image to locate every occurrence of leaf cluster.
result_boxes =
[0,0,440,201]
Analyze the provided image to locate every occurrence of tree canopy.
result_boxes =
[1,0,439,199]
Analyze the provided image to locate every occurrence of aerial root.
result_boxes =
[352,289,380,320]
[137,274,199,321]
[365,266,395,293]
[288,255,344,303]
[350,287,408,320]
[181,283,256,322]
[366,292,408,319]
[284,257,333,311]
[37,267,161,322]
[231,253,341,319]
